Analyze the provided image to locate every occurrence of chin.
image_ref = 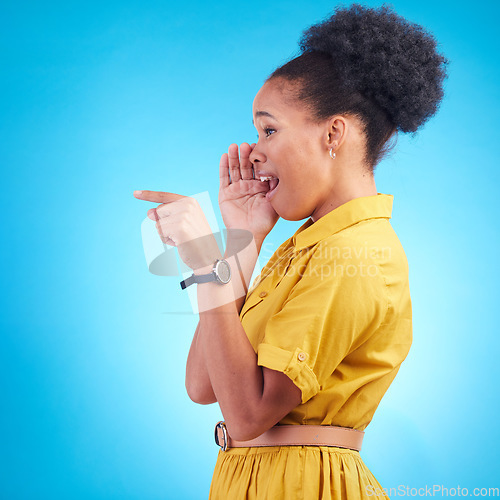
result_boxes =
[273,202,310,222]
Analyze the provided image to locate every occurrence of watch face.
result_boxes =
[215,260,231,284]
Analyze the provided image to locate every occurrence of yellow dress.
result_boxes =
[209,193,413,500]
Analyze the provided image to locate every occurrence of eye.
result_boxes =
[256,127,277,140]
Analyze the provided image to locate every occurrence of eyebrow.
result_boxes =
[252,110,277,124]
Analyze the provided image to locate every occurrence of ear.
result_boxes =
[325,115,347,151]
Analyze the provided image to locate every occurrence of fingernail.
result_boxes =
[134,190,142,197]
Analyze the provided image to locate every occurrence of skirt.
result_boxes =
[209,445,390,500]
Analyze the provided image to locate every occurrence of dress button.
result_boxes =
[298,352,307,362]
[259,291,268,298]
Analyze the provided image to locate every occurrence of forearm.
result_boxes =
[185,321,217,404]
[195,234,267,440]
[185,232,263,407]
[198,300,263,440]
[223,229,263,314]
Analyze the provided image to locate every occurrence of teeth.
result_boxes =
[259,176,274,182]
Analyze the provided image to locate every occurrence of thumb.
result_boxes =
[147,208,159,221]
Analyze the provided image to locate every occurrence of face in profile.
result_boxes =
[250,78,338,222]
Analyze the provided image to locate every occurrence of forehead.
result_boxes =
[252,78,299,117]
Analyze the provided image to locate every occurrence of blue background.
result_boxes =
[1,0,499,498]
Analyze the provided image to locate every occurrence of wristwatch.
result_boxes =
[180,259,231,289]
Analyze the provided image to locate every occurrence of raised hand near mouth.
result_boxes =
[218,143,279,244]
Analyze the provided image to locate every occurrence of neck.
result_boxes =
[310,166,377,223]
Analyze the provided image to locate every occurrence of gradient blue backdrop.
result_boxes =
[1,0,499,498]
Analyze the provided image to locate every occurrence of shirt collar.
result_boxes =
[292,193,394,251]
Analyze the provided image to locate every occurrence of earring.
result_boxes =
[329,148,336,160]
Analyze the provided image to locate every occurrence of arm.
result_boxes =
[185,142,301,439]
[190,143,301,440]
[195,234,302,442]
[185,232,262,405]
[185,321,216,404]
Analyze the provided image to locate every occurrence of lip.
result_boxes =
[266,178,280,200]
[255,170,278,180]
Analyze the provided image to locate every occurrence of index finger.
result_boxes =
[133,190,185,203]
[239,142,253,180]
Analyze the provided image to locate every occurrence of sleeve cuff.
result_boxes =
[256,343,321,404]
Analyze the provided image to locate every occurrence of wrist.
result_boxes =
[249,231,266,253]
[193,262,217,276]
[224,227,265,256]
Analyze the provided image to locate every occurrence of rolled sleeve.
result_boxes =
[257,344,321,404]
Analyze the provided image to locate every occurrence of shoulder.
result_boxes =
[289,231,390,313]
[316,218,409,276]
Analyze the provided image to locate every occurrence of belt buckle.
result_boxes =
[214,421,229,451]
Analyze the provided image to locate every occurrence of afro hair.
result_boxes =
[269,3,450,168]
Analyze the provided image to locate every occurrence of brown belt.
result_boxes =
[214,421,364,452]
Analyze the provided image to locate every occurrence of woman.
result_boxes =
[134,4,448,498]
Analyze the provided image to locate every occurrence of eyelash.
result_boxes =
[257,128,276,139]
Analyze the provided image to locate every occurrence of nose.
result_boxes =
[249,143,266,165]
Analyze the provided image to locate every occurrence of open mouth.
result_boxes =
[258,175,280,200]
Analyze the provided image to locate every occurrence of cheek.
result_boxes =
[272,133,323,183]
[293,134,321,161]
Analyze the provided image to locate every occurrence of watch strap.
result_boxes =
[180,269,216,289]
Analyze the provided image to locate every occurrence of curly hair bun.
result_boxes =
[299,3,449,133]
